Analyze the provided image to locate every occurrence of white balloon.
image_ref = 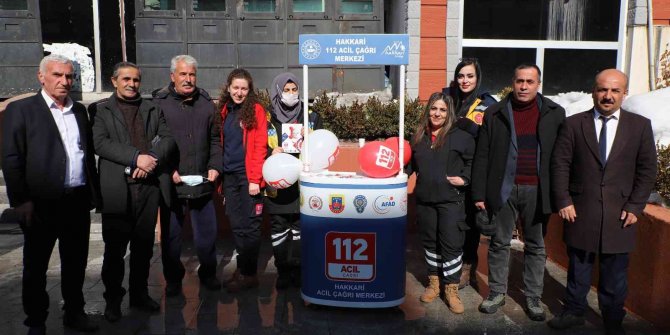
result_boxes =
[263,153,302,189]
[301,129,340,172]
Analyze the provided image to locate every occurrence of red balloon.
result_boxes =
[358,141,401,178]
[384,137,412,165]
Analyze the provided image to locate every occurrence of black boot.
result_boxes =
[104,298,122,322]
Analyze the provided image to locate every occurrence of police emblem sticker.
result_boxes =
[353,195,368,214]
[329,194,345,214]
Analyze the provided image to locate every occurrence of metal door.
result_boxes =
[0,0,42,97]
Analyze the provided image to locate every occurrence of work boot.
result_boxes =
[458,263,472,289]
[63,310,99,332]
[524,296,546,321]
[478,292,506,314]
[420,275,440,303]
[444,284,464,314]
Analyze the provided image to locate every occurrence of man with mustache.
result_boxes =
[89,62,176,322]
[549,69,656,335]
[2,54,100,334]
[152,55,222,296]
[471,64,565,321]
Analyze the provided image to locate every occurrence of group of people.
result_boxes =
[411,59,656,335]
[2,54,317,335]
[1,53,657,335]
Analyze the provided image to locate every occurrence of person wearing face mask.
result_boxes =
[152,55,223,297]
[409,92,475,314]
[218,68,268,292]
[265,72,322,289]
[441,59,497,290]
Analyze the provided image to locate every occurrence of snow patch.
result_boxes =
[43,43,94,93]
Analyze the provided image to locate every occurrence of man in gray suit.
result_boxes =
[549,69,657,335]
[90,62,176,322]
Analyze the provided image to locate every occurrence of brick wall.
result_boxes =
[654,0,670,25]
[418,0,447,100]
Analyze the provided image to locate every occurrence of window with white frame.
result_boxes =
[460,0,625,95]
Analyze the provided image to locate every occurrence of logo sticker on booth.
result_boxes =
[373,195,396,214]
[309,196,323,211]
[325,232,376,282]
[353,195,367,213]
[375,145,396,169]
[329,194,345,214]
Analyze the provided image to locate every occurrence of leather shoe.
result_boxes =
[104,299,122,322]
[548,311,585,330]
[129,295,160,312]
[63,310,99,332]
[201,277,221,291]
[165,282,182,297]
[27,326,46,335]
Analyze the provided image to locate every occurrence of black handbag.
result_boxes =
[475,208,497,237]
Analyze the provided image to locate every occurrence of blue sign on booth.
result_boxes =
[299,34,409,65]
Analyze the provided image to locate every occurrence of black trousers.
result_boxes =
[462,196,480,265]
[417,201,466,284]
[270,213,301,273]
[22,188,91,327]
[101,183,160,302]
[223,172,263,276]
[565,247,629,327]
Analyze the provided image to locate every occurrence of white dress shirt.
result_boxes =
[41,90,86,187]
[593,108,620,161]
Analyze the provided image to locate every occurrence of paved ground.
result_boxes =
[0,223,664,335]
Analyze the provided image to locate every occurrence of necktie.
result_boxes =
[599,116,610,163]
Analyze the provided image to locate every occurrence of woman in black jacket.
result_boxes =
[265,72,322,289]
[411,92,475,314]
[442,58,497,289]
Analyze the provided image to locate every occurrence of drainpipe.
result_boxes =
[119,0,127,62]
[92,0,102,93]
[648,0,656,90]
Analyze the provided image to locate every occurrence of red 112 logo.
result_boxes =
[325,232,376,282]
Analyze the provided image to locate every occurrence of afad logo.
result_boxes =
[353,195,368,214]
[309,196,323,211]
[373,195,396,214]
[329,194,345,214]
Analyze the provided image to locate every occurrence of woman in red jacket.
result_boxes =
[218,68,268,292]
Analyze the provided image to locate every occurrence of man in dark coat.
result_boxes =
[471,64,565,321]
[2,54,100,334]
[90,62,176,322]
[153,55,222,296]
[548,69,656,335]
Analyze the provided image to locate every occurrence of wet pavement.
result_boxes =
[0,223,664,335]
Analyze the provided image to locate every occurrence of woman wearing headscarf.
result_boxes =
[441,58,497,289]
[266,72,322,289]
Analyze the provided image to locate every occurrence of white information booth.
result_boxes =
[298,34,410,307]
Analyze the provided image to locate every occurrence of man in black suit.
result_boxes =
[2,55,100,334]
[549,69,657,335]
[90,62,176,322]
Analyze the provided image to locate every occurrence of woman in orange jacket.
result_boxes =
[218,68,268,292]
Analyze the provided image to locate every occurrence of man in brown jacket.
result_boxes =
[549,69,657,335]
